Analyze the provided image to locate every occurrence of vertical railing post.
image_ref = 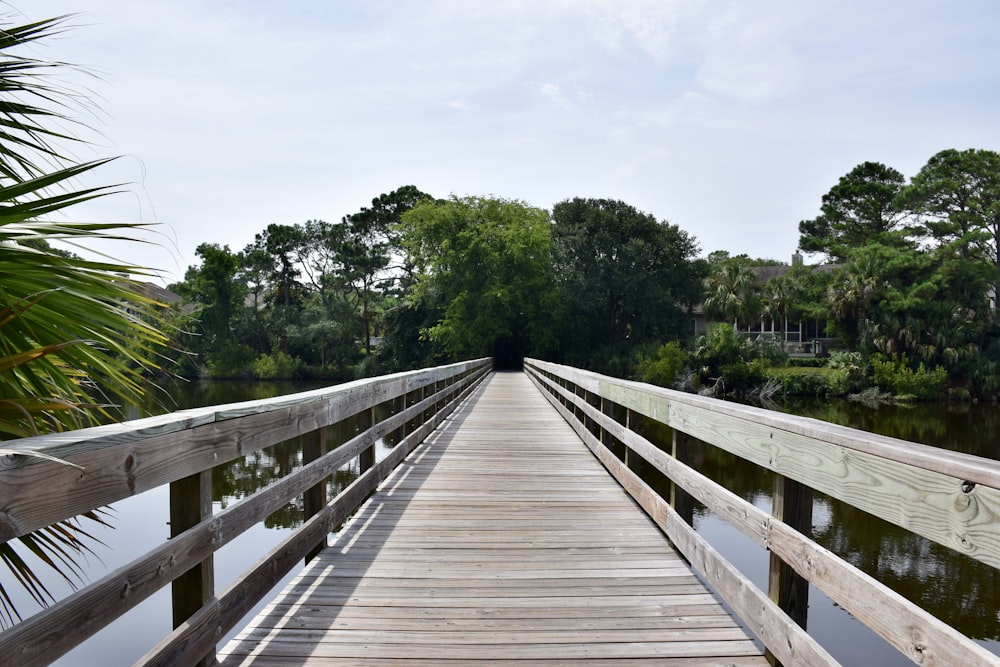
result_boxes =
[670,431,693,526]
[169,470,214,666]
[359,407,375,473]
[766,474,812,666]
[303,427,328,562]
[421,383,429,425]
[394,392,405,442]
[405,384,416,436]
[599,396,607,447]
[623,408,631,468]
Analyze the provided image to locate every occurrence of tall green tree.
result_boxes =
[343,186,430,354]
[703,256,760,330]
[398,195,558,366]
[551,197,702,371]
[798,161,911,261]
[901,148,1000,308]
[827,241,991,366]
[293,219,346,307]
[251,223,304,308]
[172,243,254,375]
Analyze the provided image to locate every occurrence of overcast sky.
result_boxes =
[20,0,1000,285]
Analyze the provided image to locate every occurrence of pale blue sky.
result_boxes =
[21,0,1000,283]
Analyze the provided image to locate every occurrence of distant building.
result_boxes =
[693,253,840,357]
[134,281,183,306]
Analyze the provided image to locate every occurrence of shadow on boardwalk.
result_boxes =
[218,372,765,666]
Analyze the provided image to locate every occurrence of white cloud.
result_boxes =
[573,0,695,64]
[17,0,1000,279]
[693,2,821,104]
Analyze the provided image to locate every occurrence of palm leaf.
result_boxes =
[0,12,173,627]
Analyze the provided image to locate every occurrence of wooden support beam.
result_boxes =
[303,427,328,562]
[359,408,376,473]
[169,470,214,667]
[670,431,694,527]
[768,474,813,667]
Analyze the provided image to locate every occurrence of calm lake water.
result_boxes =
[5,379,1000,665]
[632,396,1000,666]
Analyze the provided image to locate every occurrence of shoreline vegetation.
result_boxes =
[165,156,1000,401]
[637,330,960,404]
[4,7,997,654]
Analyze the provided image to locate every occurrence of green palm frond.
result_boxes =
[0,13,172,627]
[0,15,96,183]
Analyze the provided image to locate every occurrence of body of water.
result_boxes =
[631,396,1000,666]
[4,380,998,665]
[5,379,374,666]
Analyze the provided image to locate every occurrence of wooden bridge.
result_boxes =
[1,358,999,665]
[218,372,765,665]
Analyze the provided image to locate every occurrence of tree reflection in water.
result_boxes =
[145,380,998,661]
[208,395,403,530]
[628,404,1000,648]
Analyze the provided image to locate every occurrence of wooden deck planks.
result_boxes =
[219,372,766,666]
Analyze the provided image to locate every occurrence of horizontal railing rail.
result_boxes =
[525,358,1000,667]
[0,358,491,667]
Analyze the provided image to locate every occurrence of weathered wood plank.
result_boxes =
[241,610,740,631]
[535,359,1000,571]
[223,659,770,667]
[527,369,837,667]
[534,361,1000,570]
[528,358,1000,485]
[527,359,1000,667]
[0,359,490,541]
[224,641,765,661]
[136,365,490,667]
[0,363,491,667]
[218,372,767,666]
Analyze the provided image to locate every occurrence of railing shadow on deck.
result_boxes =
[524,358,1000,667]
[214,378,489,665]
[0,358,491,667]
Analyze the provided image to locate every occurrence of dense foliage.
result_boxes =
[551,198,703,374]
[171,148,1000,401]
[169,186,428,379]
[173,194,705,377]
[398,196,558,367]
[0,15,171,626]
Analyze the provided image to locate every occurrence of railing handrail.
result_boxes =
[525,357,1000,667]
[529,358,1000,488]
[0,359,490,542]
[0,358,492,667]
[526,358,1000,568]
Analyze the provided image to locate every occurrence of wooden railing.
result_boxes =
[525,358,1000,667]
[0,358,491,667]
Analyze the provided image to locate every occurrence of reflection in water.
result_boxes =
[39,379,405,665]
[206,390,403,530]
[629,400,1000,664]
[34,379,999,665]
[780,396,999,457]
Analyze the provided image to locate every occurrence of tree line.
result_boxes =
[167,192,704,379]
[0,10,995,626]
[168,147,1000,400]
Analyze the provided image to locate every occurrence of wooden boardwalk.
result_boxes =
[218,372,767,666]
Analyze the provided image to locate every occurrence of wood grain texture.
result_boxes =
[527,370,836,667]
[136,368,492,667]
[0,359,490,541]
[218,372,767,666]
[0,364,489,667]
[527,360,1000,667]
[526,359,1000,571]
